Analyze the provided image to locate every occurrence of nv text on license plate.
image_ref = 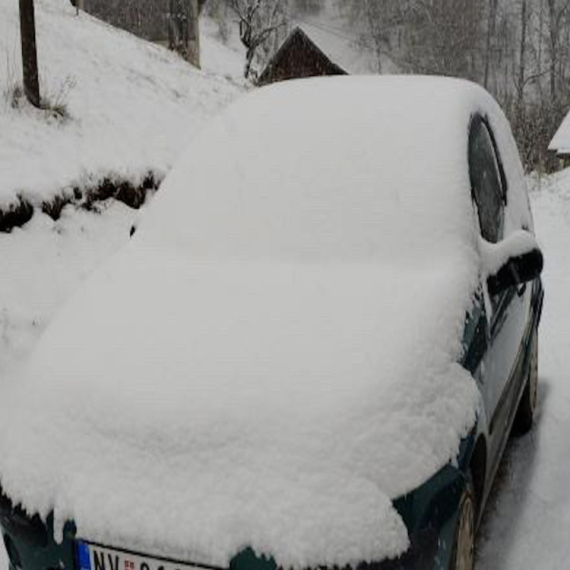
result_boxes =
[76,541,209,570]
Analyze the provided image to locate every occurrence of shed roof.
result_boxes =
[294,21,378,75]
[549,111,570,155]
[258,27,347,85]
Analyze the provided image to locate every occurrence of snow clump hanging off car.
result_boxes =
[0,77,543,570]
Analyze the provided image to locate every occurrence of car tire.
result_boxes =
[513,333,538,435]
[449,472,476,570]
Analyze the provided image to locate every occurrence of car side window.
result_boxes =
[468,119,505,244]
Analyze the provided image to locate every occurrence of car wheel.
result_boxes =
[513,333,538,435]
[449,473,475,570]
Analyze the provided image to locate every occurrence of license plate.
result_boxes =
[76,541,212,570]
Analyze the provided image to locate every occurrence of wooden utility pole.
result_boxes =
[19,0,40,107]
[188,0,201,68]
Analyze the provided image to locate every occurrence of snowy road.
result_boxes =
[477,174,570,570]
[0,174,569,570]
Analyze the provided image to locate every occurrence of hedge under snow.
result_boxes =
[0,77,532,569]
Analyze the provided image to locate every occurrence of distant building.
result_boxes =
[259,22,387,86]
[549,113,570,167]
[258,27,347,86]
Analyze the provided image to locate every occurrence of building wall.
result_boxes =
[83,0,169,42]
[82,0,206,44]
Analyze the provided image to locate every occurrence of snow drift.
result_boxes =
[0,77,529,568]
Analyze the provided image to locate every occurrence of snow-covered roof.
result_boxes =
[549,111,570,155]
[0,77,527,569]
[292,21,379,75]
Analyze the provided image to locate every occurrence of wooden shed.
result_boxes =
[258,27,348,86]
[77,0,208,45]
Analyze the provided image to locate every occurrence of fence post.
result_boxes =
[19,0,40,107]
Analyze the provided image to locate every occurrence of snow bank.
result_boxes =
[200,17,248,82]
[0,77,525,568]
[0,201,137,374]
[0,0,242,207]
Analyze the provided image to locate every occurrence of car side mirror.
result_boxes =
[481,230,544,297]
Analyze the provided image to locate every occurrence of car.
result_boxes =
[0,76,543,570]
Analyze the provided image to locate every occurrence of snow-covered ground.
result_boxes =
[0,168,568,569]
[0,0,242,208]
[0,201,138,376]
[200,16,247,81]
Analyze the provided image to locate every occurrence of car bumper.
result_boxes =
[0,463,465,570]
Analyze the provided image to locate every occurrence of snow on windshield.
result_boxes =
[0,77,519,569]
[139,77,478,263]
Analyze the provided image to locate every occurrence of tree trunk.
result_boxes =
[518,0,527,108]
[546,0,558,102]
[168,0,175,49]
[484,0,498,88]
[538,0,544,101]
[187,0,201,68]
[19,0,40,108]
[244,47,254,79]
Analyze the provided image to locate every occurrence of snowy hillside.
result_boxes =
[200,16,247,80]
[0,0,243,210]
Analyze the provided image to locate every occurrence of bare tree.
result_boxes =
[292,0,322,16]
[19,0,40,107]
[545,0,570,102]
[484,0,499,88]
[517,0,529,109]
[338,0,406,73]
[227,0,286,79]
[332,0,570,171]
[187,0,201,67]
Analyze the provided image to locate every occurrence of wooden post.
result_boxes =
[74,0,84,16]
[168,0,175,50]
[19,0,40,107]
[187,0,200,68]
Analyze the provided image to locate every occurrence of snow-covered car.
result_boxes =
[0,77,543,570]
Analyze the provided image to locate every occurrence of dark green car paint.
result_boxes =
[0,279,543,570]
[0,505,76,570]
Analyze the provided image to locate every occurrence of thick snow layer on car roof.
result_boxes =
[138,76,525,262]
[0,77,519,568]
